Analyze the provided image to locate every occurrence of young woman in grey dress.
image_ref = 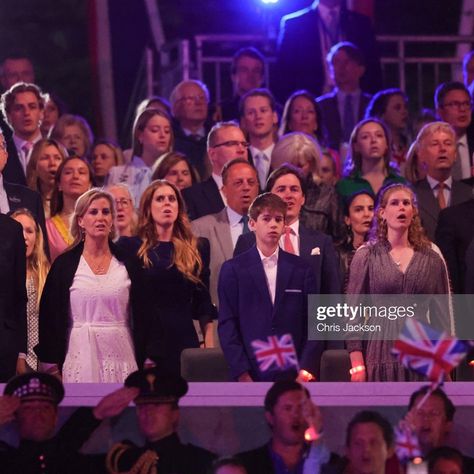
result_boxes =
[346,183,454,382]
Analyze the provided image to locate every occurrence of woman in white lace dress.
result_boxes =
[37,189,146,383]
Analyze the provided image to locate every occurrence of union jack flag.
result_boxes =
[391,318,469,382]
[251,334,298,372]
[395,427,421,461]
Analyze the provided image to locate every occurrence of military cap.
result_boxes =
[4,372,64,404]
[125,367,188,405]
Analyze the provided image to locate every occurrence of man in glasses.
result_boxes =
[435,81,474,181]
[170,79,212,180]
[183,121,249,220]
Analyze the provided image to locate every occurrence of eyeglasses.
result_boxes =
[176,94,207,104]
[212,140,250,149]
[442,100,472,109]
[115,198,132,208]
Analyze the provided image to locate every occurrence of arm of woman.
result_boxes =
[345,245,371,381]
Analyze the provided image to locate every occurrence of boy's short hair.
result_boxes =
[248,192,287,221]
[264,380,309,414]
[346,410,394,448]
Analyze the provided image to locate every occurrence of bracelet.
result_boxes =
[349,365,366,375]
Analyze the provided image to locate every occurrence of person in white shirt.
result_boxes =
[240,88,278,189]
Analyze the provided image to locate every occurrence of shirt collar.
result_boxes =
[287,219,300,237]
[249,143,275,158]
[0,173,4,191]
[212,173,223,190]
[182,126,205,138]
[13,132,41,150]
[426,174,452,190]
[226,205,244,226]
[257,245,279,263]
[336,88,361,100]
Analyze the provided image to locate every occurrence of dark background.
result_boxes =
[0,0,464,144]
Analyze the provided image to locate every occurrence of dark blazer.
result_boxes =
[2,138,26,186]
[414,178,472,241]
[234,223,341,295]
[435,199,474,294]
[0,214,27,382]
[182,177,225,221]
[5,181,49,258]
[218,246,318,380]
[275,3,382,101]
[316,90,372,150]
[173,123,209,181]
[36,241,149,367]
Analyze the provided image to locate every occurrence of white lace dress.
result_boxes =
[62,255,138,383]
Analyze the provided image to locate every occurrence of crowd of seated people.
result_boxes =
[1,27,474,389]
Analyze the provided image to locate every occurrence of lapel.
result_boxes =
[247,247,274,309]
[203,178,223,207]
[214,209,234,260]
[4,184,23,211]
[417,179,439,220]
[273,250,294,316]
[298,224,313,257]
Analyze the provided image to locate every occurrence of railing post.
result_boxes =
[145,47,154,97]
[398,38,406,92]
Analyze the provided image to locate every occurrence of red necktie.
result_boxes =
[284,226,296,254]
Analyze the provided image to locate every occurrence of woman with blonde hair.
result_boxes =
[119,179,216,374]
[26,138,68,218]
[50,113,94,159]
[11,209,50,372]
[271,131,343,239]
[107,108,174,205]
[37,188,146,382]
[346,183,453,382]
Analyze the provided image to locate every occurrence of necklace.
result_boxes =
[83,250,111,275]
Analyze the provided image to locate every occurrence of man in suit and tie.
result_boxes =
[192,158,259,305]
[0,213,26,381]
[275,0,381,101]
[1,82,46,185]
[414,121,472,241]
[317,41,371,151]
[239,88,278,189]
[0,129,48,255]
[182,121,249,220]
[218,193,318,382]
[234,164,341,295]
[435,81,474,181]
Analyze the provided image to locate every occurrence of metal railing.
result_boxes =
[151,34,474,111]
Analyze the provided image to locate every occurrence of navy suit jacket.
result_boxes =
[234,224,341,295]
[218,246,318,381]
[275,3,382,101]
[316,90,372,150]
[2,138,26,186]
[182,177,224,221]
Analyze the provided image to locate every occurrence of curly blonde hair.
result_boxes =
[369,183,431,250]
[137,180,202,283]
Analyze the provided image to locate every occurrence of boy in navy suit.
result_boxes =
[218,193,318,382]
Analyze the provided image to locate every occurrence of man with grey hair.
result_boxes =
[170,79,211,180]
[414,121,472,240]
[182,121,249,220]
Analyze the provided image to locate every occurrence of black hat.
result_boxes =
[125,368,188,405]
[4,372,64,405]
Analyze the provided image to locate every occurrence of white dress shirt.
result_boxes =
[0,174,10,213]
[212,172,227,206]
[250,143,274,189]
[456,134,472,179]
[13,133,41,175]
[226,206,245,248]
[279,219,300,256]
[426,174,453,207]
[257,245,279,304]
